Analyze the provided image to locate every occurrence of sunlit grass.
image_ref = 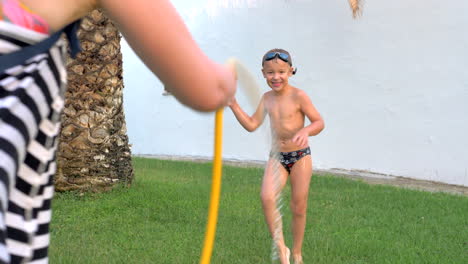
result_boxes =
[50,158,468,263]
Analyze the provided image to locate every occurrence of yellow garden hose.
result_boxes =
[200,108,224,264]
[199,58,259,263]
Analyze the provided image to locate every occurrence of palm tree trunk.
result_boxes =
[56,10,133,192]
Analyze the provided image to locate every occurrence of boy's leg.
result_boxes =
[261,158,289,263]
[289,155,312,262]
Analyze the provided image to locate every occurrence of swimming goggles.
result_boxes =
[265,52,291,65]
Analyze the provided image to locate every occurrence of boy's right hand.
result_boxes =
[227,97,237,108]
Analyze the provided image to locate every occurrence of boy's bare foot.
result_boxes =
[293,254,303,264]
[281,247,290,264]
[276,245,291,264]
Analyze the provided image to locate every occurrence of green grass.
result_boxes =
[50,158,468,263]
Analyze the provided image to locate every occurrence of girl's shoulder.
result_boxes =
[1,0,50,34]
[3,0,98,33]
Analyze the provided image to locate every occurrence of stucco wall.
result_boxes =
[122,0,468,186]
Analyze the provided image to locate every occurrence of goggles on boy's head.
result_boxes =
[264,52,291,65]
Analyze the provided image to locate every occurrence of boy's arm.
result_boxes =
[229,96,266,132]
[98,0,236,112]
[292,90,325,147]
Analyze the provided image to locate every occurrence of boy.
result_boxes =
[229,49,324,264]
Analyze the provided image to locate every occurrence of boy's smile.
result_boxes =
[262,59,293,93]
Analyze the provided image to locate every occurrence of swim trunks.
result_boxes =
[271,147,311,173]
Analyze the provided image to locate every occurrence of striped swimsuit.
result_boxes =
[0,18,81,263]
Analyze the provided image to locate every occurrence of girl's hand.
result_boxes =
[212,62,237,109]
[222,59,238,108]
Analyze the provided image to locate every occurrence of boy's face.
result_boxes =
[262,59,294,92]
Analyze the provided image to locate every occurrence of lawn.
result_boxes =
[50,157,468,263]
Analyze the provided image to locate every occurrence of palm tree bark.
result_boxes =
[56,10,133,192]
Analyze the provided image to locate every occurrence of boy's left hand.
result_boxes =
[292,129,309,148]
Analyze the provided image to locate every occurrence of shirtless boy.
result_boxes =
[229,49,324,264]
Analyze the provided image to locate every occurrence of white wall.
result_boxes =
[122,0,468,186]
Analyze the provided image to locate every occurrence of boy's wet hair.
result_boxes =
[262,48,296,75]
